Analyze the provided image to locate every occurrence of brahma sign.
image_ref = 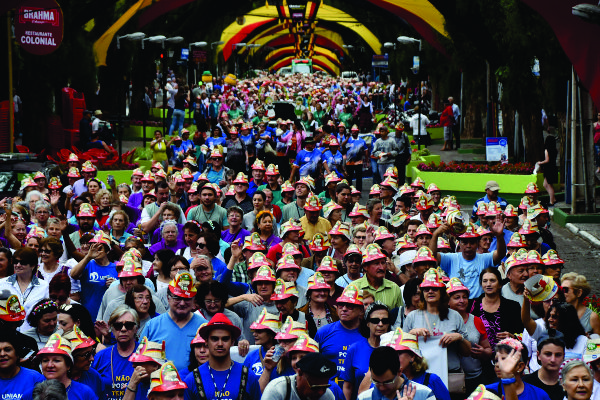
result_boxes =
[14,0,63,55]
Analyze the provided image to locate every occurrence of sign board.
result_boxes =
[192,50,207,63]
[412,56,420,74]
[419,338,449,388]
[14,0,64,55]
[486,137,509,163]
[372,54,389,68]
[180,48,189,60]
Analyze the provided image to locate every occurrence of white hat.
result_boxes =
[397,250,417,270]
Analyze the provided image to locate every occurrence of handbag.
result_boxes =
[423,311,466,395]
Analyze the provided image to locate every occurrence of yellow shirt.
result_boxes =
[299,216,332,242]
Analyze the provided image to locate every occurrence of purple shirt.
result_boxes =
[148,238,186,255]
[128,192,143,209]
[221,228,251,245]
[263,234,282,250]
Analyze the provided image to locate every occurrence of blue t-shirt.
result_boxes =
[92,343,137,400]
[314,321,364,386]
[65,380,98,400]
[339,336,372,399]
[243,346,294,379]
[322,150,344,175]
[183,362,262,400]
[412,372,451,400]
[134,381,150,400]
[140,312,207,371]
[345,137,368,163]
[206,137,227,149]
[211,257,227,281]
[489,229,513,252]
[77,367,105,399]
[1,367,44,400]
[486,381,551,400]
[205,167,225,185]
[440,252,495,299]
[80,259,118,320]
[294,148,322,177]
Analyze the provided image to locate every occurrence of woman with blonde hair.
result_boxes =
[561,272,600,335]
[94,189,113,226]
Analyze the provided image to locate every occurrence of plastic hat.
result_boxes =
[523,250,544,266]
[81,161,97,172]
[123,248,142,262]
[323,201,343,219]
[118,258,144,278]
[362,243,387,264]
[519,219,539,235]
[0,294,26,322]
[583,338,600,365]
[413,247,437,264]
[399,184,415,195]
[507,248,529,271]
[197,173,209,183]
[506,232,526,248]
[90,231,111,247]
[440,203,460,218]
[351,124,359,131]
[276,254,301,271]
[420,268,446,288]
[265,164,280,176]
[542,249,564,266]
[210,148,224,158]
[350,186,361,195]
[281,242,302,257]
[148,362,188,394]
[349,203,369,218]
[26,226,46,240]
[252,266,277,283]
[20,177,37,190]
[233,172,249,185]
[388,211,409,228]
[458,223,480,239]
[519,195,534,210]
[504,204,518,218]
[67,153,80,163]
[525,182,540,194]
[344,244,362,258]
[527,203,549,220]
[426,213,442,229]
[152,161,162,170]
[307,272,331,291]
[144,190,157,199]
[250,308,282,332]
[191,324,208,345]
[411,177,426,189]
[67,167,81,178]
[168,272,196,298]
[229,127,238,135]
[427,183,441,194]
[309,233,331,252]
[444,209,466,236]
[525,274,559,302]
[251,159,266,171]
[412,189,425,200]
[446,277,470,295]
[289,334,319,353]
[415,224,432,237]
[369,184,381,196]
[303,195,323,211]
[476,226,492,236]
[270,279,299,300]
[415,193,434,211]
[384,166,398,178]
[437,237,451,249]
[280,219,302,238]
[485,201,502,217]
[295,175,315,190]
[199,312,241,340]
[324,171,342,186]
[172,172,185,183]
[154,169,167,180]
[173,135,182,141]
[246,253,270,272]
[395,235,417,251]
[466,385,502,400]
[373,226,395,242]
[48,177,62,189]
[275,316,308,340]
[281,180,295,193]
[380,176,399,191]
[188,182,200,194]
[329,137,340,147]
[240,232,265,252]
[61,324,97,352]
[328,221,351,240]
[141,171,155,182]
[37,333,74,362]
[476,202,488,216]
[316,256,339,273]
[128,337,167,365]
[336,285,364,306]
[180,168,194,179]
[386,328,423,358]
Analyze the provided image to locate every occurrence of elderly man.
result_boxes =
[471,180,508,221]
[140,272,207,371]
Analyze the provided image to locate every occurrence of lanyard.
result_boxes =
[209,362,234,399]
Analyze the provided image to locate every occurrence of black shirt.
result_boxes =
[522,370,563,400]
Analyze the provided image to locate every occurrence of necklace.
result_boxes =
[202,206,216,221]
[208,362,234,399]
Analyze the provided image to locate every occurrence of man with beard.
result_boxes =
[140,272,207,371]
[186,183,228,228]
[140,181,186,233]
[69,203,98,249]
[183,313,261,400]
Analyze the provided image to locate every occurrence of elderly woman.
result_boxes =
[123,284,159,335]
[38,237,69,283]
[560,359,594,400]
[23,299,58,349]
[0,247,49,332]
[148,220,186,255]
[31,200,52,230]
[561,272,600,335]
[108,210,132,245]
[94,189,113,226]
[298,272,339,337]
[254,210,281,250]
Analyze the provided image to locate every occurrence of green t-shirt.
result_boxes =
[257,184,282,205]
[228,109,244,120]
[186,204,228,227]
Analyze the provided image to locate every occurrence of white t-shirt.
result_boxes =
[263,375,334,400]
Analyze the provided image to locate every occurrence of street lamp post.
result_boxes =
[232,43,247,77]
[383,42,397,125]
[188,41,207,87]
[397,36,422,149]
[211,41,225,78]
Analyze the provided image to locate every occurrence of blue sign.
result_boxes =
[181,48,189,60]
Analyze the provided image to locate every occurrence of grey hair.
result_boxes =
[46,217,61,226]
[34,200,51,213]
[25,190,44,203]
[160,220,178,236]
[108,304,140,328]
[560,359,592,385]
[32,380,67,400]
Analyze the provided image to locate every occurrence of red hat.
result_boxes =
[62,325,97,351]
[251,159,266,171]
[242,232,266,251]
[307,272,331,291]
[507,232,527,248]
[504,204,518,218]
[270,279,299,300]
[415,193,434,211]
[67,167,81,178]
[275,316,308,340]
[191,324,207,345]
[446,278,470,295]
[525,182,540,194]
[252,266,277,283]
[316,256,339,273]
[415,224,433,238]
[362,243,387,263]
[118,259,144,279]
[458,223,480,239]
[373,226,395,242]
[233,172,249,185]
[77,203,96,218]
[542,249,564,266]
[148,362,188,394]
[303,195,322,211]
[276,254,301,271]
[128,337,167,365]
[168,272,197,298]
[141,171,155,182]
[426,213,442,230]
[247,253,272,271]
[336,285,364,306]
[420,268,445,288]
[0,294,26,322]
[412,247,437,264]
[249,308,282,332]
[37,333,73,362]
[344,244,362,258]
[199,313,241,340]
[309,233,330,251]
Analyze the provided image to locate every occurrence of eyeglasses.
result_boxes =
[562,287,571,293]
[75,347,97,359]
[39,248,52,254]
[367,317,390,325]
[169,295,193,304]
[204,299,222,305]
[134,296,152,302]
[355,235,366,240]
[338,303,358,310]
[371,375,397,386]
[113,321,136,331]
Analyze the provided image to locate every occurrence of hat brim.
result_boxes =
[363,254,387,263]
[36,348,72,362]
[0,311,26,322]
[304,206,323,212]
[249,322,278,332]
[336,296,363,306]
[118,271,143,278]
[392,345,423,358]
[150,381,188,393]
[529,284,559,302]
[308,283,331,291]
[129,354,164,364]
[275,332,300,340]
[419,281,445,288]
[168,286,196,299]
[309,246,330,252]
[199,323,241,340]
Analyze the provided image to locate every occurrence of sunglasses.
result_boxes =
[371,376,397,386]
[367,317,390,325]
[39,248,52,254]
[51,295,69,303]
[75,347,97,359]
[113,321,136,331]
[422,287,440,292]
[306,379,331,391]
[196,243,206,249]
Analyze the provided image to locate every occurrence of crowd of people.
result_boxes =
[0,71,597,400]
